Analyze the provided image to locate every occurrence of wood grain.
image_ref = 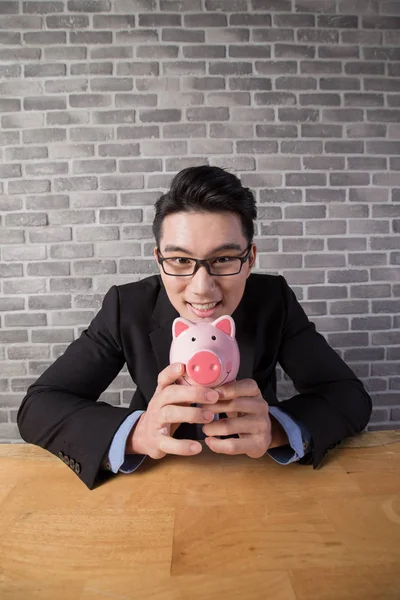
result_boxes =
[0,432,399,600]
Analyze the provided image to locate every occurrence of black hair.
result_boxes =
[152,165,257,247]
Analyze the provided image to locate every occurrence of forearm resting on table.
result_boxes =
[124,413,290,454]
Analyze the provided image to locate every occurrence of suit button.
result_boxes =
[58,451,64,460]
[63,455,70,465]
[69,458,75,469]
[303,441,308,451]
[74,462,81,475]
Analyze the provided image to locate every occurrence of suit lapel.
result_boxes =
[149,276,256,382]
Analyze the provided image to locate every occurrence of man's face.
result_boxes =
[153,211,257,322]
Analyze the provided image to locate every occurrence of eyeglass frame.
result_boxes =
[156,244,253,277]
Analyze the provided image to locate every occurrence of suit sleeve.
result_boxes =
[17,285,138,490]
[275,276,372,470]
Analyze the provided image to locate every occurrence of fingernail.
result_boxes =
[174,363,182,373]
[203,410,213,420]
[206,390,219,402]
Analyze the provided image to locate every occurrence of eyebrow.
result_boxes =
[163,243,244,254]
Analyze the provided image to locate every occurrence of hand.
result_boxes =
[200,379,288,458]
[125,363,219,460]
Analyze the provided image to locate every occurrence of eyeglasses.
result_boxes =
[156,245,252,277]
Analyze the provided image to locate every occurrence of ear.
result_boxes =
[172,317,193,339]
[212,315,236,339]
[247,244,257,276]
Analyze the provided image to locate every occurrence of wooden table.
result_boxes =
[1,431,400,600]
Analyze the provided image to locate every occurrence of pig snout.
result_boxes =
[186,351,221,385]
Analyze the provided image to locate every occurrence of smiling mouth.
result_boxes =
[182,371,231,387]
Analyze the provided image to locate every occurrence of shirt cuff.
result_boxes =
[103,410,146,474]
[267,405,312,465]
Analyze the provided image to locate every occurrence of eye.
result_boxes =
[211,335,216,340]
[191,337,196,342]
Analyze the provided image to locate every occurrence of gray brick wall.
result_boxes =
[1,0,399,442]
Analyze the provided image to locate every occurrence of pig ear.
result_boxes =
[213,315,236,339]
[172,317,193,339]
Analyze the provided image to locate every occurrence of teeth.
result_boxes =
[191,302,218,311]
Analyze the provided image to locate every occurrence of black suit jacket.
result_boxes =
[17,273,372,490]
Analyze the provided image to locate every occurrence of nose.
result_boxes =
[187,351,221,385]
[188,263,216,295]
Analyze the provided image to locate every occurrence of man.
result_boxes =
[17,166,372,490]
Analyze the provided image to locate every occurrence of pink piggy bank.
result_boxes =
[169,315,240,388]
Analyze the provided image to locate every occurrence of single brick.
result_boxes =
[27,262,70,277]
[8,347,50,360]
[304,157,345,170]
[282,141,323,154]
[23,1,64,13]
[25,195,69,210]
[50,278,92,292]
[260,189,302,203]
[318,15,358,27]
[259,254,303,268]
[67,0,111,11]
[261,222,303,236]
[25,63,66,78]
[24,96,67,110]
[328,238,367,251]
[305,254,346,268]
[3,245,46,261]
[0,230,25,244]
[70,192,117,208]
[302,124,342,138]
[5,213,48,227]
[3,279,47,294]
[5,313,48,327]
[0,330,29,343]
[309,286,348,300]
[306,219,347,235]
[276,77,317,90]
[330,173,370,186]
[100,175,144,190]
[75,226,119,242]
[97,242,141,257]
[255,61,297,75]
[29,227,72,243]
[28,295,71,310]
[282,238,324,252]
[50,243,93,259]
[362,16,400,29]
[286,173,326,186]
[297,29,338,43]
[351,314,391,331]
[54,177,97,192]
[0,264,23,278]
[301,60,341,74]
[328,269,368,283]
[73,260,116,275]
[0,298,25,311]
[8,179,51,194]
[330,301,369,315]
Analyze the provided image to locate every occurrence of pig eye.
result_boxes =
[211,336,216,340]
[191,337,196,342]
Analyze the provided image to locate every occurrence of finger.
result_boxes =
[156,362,185,393]
[160,384,219,409]
[161,405,215,426]
[204,436,256,455]
[158,436,203,456]
[199,396,265,415]
[202,415,257,437]
[213,378,259,400]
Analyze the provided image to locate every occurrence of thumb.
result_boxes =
[155,362,184,393]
